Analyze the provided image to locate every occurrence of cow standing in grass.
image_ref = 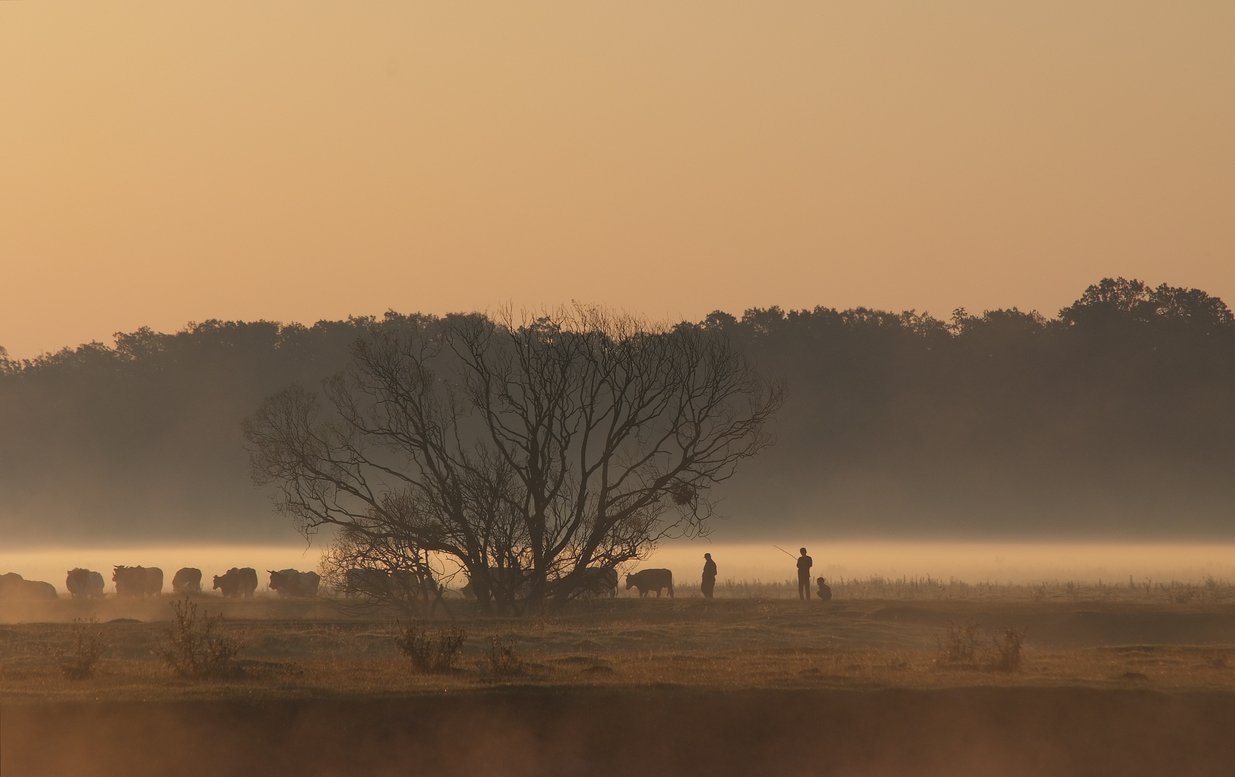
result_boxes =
[625,569,674,598]
[571,568,619,599]
[66,568,105,599]
[213,567,258,598]
[113,566,164,597]
[172,567,203,594]
[460,568,531,603]
[341,568,442,614]
[0,572,58,600]
[269,569,321,597]
[343,568,391,599]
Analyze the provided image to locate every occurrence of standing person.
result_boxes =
[797,547,813,600]
[701,552,717,599]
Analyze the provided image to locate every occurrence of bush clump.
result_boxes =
[395,624,466,673]
[936,621,979,666]
[936,622,1027,672]
[989,627,1026,672]
[59,618,106,680]
[157,597,241,679]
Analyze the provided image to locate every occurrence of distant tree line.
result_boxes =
[2,277,1233,542]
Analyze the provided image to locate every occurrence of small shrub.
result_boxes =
[59,618,105,680]
[157,597,241,679]
[485,634,524,677]
[988,627,1026,672]
[936,622,979,666]
[395,624,466,673]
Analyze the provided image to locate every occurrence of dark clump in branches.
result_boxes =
[245,306,782,613]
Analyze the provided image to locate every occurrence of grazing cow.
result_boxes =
[625,568,674,598]
[66,568,106,599]
[113,565,164,597]
[212,567,258,598]
[0,572,21,595]
[340,567,443,615]
[343,568,440,602]
[0,572,59,600]
[572,567,619,598]
[268,569,321,598]
[460,568,531,601]
[343,568,390,598]
[172,567,203,594]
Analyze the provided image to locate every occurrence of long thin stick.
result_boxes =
[772,544,796,559]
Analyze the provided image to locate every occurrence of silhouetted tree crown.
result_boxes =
[243,307,781,610]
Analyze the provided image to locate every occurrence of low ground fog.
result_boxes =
[4,541,1235,596]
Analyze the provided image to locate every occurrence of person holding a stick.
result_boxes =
[796,547,813,600]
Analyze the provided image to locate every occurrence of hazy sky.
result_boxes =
[3,2,1233,359]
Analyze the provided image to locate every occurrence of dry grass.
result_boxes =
[2,591,1235,704]
[6,577,1235,777]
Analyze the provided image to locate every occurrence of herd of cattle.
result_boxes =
[0,566,322,600]
[0,566,678,601]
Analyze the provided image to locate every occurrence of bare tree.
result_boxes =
[245,307,781,612]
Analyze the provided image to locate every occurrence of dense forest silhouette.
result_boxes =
[2,278,1233,544]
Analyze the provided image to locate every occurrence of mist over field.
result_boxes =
[5,541,1235,598]
[3,278,1234,547]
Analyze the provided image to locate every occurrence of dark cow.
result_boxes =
[268,569,321,598]
[344,568,439,601]
[113,565,164,597]
[65,568,106,599]
[172,567,203,594]
[0,572,58,600]
[212,567,258,598]
[343,568,391,598]
[460,568,531,601]
[572,567,619,598]
[625,568,674,598]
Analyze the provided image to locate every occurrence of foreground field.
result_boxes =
[4,592,1235,775]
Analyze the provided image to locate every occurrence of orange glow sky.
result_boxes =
[3,2,1233,359]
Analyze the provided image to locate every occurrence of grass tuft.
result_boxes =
[936,621,979,666]
[485,634,524,677]
[988,627,1026,672]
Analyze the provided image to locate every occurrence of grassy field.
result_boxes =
[4,582,1235,775]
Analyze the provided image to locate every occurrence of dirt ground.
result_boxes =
[4,594,1235,775]
[6,688,1235,777]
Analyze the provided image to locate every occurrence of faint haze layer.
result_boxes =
[2,277,1233,544]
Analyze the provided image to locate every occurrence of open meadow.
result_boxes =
[4,579,1235,776]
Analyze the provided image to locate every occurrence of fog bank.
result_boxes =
[5,541,1235,594]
